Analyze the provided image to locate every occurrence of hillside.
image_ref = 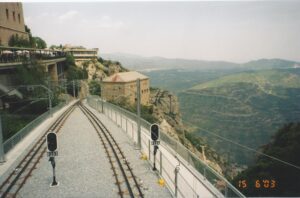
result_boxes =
[149,89,224,174]
[232,123,300,197]
[142,68,244,93]
[178,68,300,166]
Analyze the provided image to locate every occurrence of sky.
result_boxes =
[23,1,300,63]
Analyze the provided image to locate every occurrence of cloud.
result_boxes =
[58,10,79,22]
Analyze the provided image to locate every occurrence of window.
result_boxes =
[6,9,9,20]
[13,11,16,21]
[18,14,20,23]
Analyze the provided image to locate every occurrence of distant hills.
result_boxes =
[178,68,300,164]
[103,52,300,168]
[101,53,300,71]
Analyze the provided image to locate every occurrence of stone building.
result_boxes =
[63,45,98,66]
[101,71,150,105]
[0,3,28,46]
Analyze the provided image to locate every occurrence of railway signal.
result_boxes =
[150,124,159,142]
[150,124,160,171]
[46,132,58,153]
[46,132,58,187]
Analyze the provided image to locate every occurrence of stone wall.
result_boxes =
[0,3,28,46]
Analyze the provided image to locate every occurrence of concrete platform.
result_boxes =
[0,100,77,185]
[18,105,171,197]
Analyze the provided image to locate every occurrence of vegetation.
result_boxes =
[8,26,47,49]
[65,54,88,81]
[178,68,300,165]
[49,44,63,49]
[232,123,300,197]
[1,58,65,141]
[89,80,101,95]
[110,98,158,124]
[97,57,129,73]
[16,59,47,85]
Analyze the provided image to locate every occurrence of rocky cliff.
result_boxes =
[78,58,127,81]
[149,88,224,174]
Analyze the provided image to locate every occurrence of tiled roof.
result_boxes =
[103,71,149,83]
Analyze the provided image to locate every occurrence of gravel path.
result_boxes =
[19,107,116,198]
[18,105,172,198]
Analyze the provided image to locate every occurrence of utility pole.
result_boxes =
[64,79,67,94]
[64,79,67,104]
[77,80,80,99]
[72,80,75,98]
[48,78,52,117]
[0,115,6,163]
[136,78,141,149]
[48,89,52,117]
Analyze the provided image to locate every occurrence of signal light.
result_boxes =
[150,124,159,141]
[46,132,57,152]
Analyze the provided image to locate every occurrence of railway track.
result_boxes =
[79,104,144,198]
[0,102,77,198]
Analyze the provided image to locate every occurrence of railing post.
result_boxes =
[174,166,180,198]
[159,150,162,175]
[225,183,228,197]
[148,140,151,162]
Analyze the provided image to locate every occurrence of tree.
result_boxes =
[16,60,47,85]
[232,123,300,197]
[33,37,47,49]
[65,54,88,81]
[8,34,30,47]
[89,80,101,95]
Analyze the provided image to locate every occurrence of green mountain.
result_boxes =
[178,68,300,165]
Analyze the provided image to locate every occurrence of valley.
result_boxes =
[139,59,300,167]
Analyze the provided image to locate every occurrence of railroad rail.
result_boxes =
[79,104,144,198]
[0,102,77,198]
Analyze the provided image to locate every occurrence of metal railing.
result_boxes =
[3,96,72,153]
[87,95,245,198]
[0,46,66,64]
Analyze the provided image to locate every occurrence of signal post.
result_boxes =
[150,124,160,171]
[46,132,59,187]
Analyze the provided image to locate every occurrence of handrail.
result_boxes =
[87,95,245,198]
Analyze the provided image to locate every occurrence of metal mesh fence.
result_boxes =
[87,95,245,198]
[3,99,70,153]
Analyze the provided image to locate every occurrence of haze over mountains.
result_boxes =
[101,52,300,71]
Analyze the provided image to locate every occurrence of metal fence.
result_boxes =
[87,95,245,198]
[0,46,66,64]
[3,98,71,153]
